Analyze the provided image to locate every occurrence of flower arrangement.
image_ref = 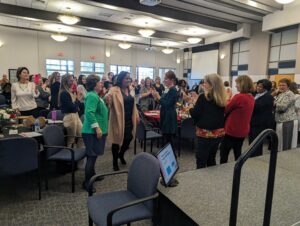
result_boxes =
[0,108,17,121]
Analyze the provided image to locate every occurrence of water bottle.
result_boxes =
[51,110,57,121]
[34,119,40,132]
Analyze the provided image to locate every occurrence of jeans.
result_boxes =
[196,137,222,169]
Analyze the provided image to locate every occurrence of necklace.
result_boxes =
[18,82,29,92]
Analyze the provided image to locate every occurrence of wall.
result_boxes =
[218,41,231,82]
[0,26,183,79]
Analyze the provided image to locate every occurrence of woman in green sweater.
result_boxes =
[81,75,108,191]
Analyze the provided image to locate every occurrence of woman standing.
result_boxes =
[220,75,255,164]
[140,77,155,111]
[249,79,274,156]
[81,75,108,191]
[153,71,178,147]
[189,74,226,169]
[35,77,51,113]
[49,72,61,110]
[274,78,297,151]
[59,74,83,148]
[106,71,139,171]
[154,76,165,96]
[11,67,40,117]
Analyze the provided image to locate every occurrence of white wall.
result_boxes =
[0,26,183,79]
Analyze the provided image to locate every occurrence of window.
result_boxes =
[137,67,155,83]
[231,39,249,77]
[80,61,105,77]
[159,68,176,79]
[268,28,298,75]
[46,59,74,76]
[110,65,132,75]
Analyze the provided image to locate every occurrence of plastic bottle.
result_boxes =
[34,119,40,132]
[51,109,57,121]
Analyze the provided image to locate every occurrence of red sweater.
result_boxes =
[225,93,254,138]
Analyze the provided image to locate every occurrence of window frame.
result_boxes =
[80,61,105,77]
[46,59,74,76]
[136,66,155,83]
[109,64,132,75]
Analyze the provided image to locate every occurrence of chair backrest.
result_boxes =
[0,94,6,105]
[47,110,64,120]
[0,137,38,176]
[42,125,65,158]
[136,121,146,140]
[180,118,196,139]
[127,152,160,210]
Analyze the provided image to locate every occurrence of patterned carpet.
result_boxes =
[0,139,243,226]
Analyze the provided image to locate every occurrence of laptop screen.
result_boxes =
[156,143,179,186]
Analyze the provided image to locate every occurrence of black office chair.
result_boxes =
[87,152,160,226]
[0,137,41,200]
[42,125,86,193]
[178,118,196,156]
[47,110,65,120]
[134,120,162,154]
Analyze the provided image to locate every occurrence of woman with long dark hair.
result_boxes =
[49,72,61,110]
[106,71,139,171]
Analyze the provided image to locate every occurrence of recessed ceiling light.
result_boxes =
[187,37,202,44]
[101,4,119,10]
[179,27,209,36]
[248,0,257,7]
[132,17,161,27]
[275,0,294,4]
[44,24,73,32]
[51,33,68,42]
[118,42,132,49]
[57,14,80,25]
[0,41,4,47]
[138,29,155,37]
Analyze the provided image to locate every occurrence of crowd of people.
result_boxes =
[1,67,300,190]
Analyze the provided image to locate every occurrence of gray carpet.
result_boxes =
[0,139,252,226]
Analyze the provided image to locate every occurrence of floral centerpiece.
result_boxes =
[0,108,18,132]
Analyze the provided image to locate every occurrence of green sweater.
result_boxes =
[82,91,108,134]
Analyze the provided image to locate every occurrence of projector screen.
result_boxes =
[191,50,219,79]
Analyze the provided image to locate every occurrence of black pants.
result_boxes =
[196,137,222,169]
[249,126,265,157]
[20,108,40,118]
[163,133,174,147]
[220,134,245,164]
[84,156,97,187]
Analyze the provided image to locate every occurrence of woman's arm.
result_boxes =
[32,83,39,98]
[37,86,50,100]
[189,94,204,121]
[85,95,100,129]
[159,88,177,108]
[60,91,79,112]
[275,93,294,112]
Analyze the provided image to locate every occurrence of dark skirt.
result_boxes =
[82,133,107,157]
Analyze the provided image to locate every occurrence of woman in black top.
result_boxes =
[249,79,274,156]
[154,76,165,96]
[59,74,83,148]
[189,74,227,169]
[49,72,61,110]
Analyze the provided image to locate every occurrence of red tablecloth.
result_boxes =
[144,110,182,121]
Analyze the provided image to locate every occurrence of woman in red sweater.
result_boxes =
[220,75,255,164]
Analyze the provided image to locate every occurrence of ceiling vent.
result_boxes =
[140,0,161,6]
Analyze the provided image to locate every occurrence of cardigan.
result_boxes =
[50,82,60,109]
[159,86,178,134]
[82,91,108,134]
[59,91,80,114]
[274,90,297,123]
[190,94,225,130]
[225,93,254,138]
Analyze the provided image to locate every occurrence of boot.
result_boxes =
[118,149,127,165]
[112,145,120,171]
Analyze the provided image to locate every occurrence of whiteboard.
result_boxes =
[191,50,219,79]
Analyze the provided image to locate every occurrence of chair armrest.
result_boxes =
[107,193,159,226]
[88,171,128,196]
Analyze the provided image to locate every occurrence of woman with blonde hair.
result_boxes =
[220,75,255,163]
[189,73,227,168]
[59,74,83,148]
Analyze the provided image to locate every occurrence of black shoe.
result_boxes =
[82,182,96,193]
[119,155,127,165]
[113,164,120,171]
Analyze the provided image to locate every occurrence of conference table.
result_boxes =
[157,149,300,226]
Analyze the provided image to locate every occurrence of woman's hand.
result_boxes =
[105,93,112,106]
[96,127,102,139]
